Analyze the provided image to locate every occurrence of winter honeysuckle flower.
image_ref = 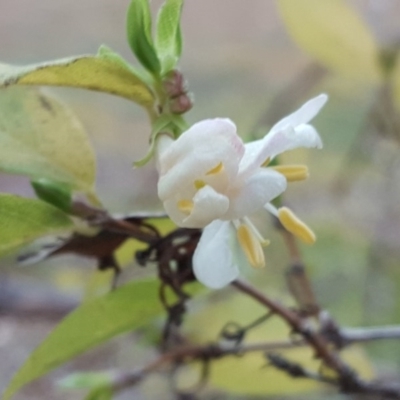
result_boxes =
[156,94,328,289]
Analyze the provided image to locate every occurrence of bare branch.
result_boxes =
[341,325,400,345]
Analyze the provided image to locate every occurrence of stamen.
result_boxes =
[194,179,206,190]
[206,162,224,175]
[278,207,316,244]
[265,202,279,217]
[261,157,271,167]
[177,199,194,215]
[272,165,309,182]
[236,224,266,268]
[243,217,270,247]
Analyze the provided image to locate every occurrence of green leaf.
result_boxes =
[277,0,380,82]
[126,0,161,75]
[155,0,184,73]
[84,387,113,400]
[0,194,73,257]
[0,46,155,110]
[59,371,115,389]
[31,178,72,213]
[0,86,97,197]
[2,279,164,400]
[133,114,187,167]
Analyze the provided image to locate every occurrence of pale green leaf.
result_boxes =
[0,47,155,109]
[277,0,380,82]
[156,0,184,73]
[84,387,113,400]
[2,279,164,400]
[0,86,96,195]
[126,0,161,75]
[59,371,114,389]
[0,194,73,257]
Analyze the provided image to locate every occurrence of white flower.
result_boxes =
[156,94,328,289]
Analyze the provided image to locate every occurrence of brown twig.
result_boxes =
[111,339,304,394]
[231,279,400,398]
[279,228,320,316]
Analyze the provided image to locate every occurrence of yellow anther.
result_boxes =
[236,224,266,268]
[272,165,309,182]
[177,199,194,215]
[194,179,206,190]
[278,207,316,244]
[261,157,271,167]
[206,162,224,175]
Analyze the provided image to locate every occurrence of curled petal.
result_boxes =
[193,220,239,288]
[239,124,323,177]
[238,94,327,176]
[158,119,245,200]
[163,185,229,228]
[269,94,328,133]
[224,168,287,220]
[264,123,323,160]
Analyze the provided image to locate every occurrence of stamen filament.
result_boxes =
[243,217,270,247]
[265,202,279,217]
[236,224,266,268]
[177,199,194,215]
[278,207,316,244]
[272,165,309,182]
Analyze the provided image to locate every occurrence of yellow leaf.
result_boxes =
[278,0,380,82]
[0,86,96,196]
[0,47,155,111]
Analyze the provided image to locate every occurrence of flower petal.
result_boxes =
[224,168,287,220]
[238,94,327,176]
[157,118,245,201]
[163,185,229,228]
[266,123,323,160]
[193,220,239,288]
[269,94,328,133]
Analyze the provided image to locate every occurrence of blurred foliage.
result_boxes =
[0,194,73,257]
[0,87,97,200]
[278,0,380,82]
[3,279,165,400]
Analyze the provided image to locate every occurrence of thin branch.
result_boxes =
[280,228,320,316]
[231,279,350,373]
[231,279,400,398]
[111,339,304,394]
[340,325,400,345]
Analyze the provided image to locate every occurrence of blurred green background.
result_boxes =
[1,0,400,399]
